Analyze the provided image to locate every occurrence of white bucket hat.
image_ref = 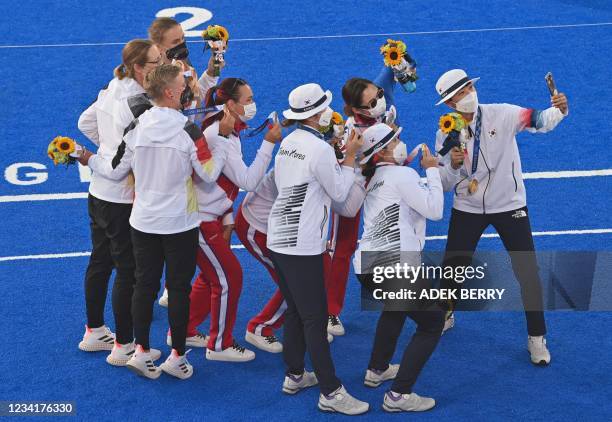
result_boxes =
[359,123,402,164]
[282,83,333,120]
[435,69,480,105]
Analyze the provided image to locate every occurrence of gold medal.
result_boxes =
[468,179,479,194]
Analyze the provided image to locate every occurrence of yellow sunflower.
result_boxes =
[383,46,403,66]
[439,115,456,133]
[216,25,229,41]
[331,111,344,125]
[54,136,75,154]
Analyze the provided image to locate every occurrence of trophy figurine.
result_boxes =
[202,25,229,77]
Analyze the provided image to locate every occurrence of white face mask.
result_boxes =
[455,90,478,113]
[239,102,257,122]
[318,107,333,127]
[392,141,408,165]
[367,96,386,118]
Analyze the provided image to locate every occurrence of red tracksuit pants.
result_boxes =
[187,219,243,351]
[324,211,361,316]
[235,205,286,337]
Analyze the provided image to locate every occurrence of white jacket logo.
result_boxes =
[278,147,306,160]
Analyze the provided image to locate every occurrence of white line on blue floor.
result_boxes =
[1,228,611,262]
[0,22,611,49]
[1,169,610,204]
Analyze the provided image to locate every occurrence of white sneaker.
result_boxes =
[282,371,318,394]
[364,364,400,388]
[245,331,283,353]
[106,341,161,367]
[328,333,334,343]
[327,315,345,336]
[318,385,369,415]
[78,325,115,352]
[528,336,551,366]
[383,391,436,412]
[158,288,168,308]
[126,345,162,379]
[206,342,255,362]
[442,312,455,335]
[167,331,209,348]
[160,349,194,380]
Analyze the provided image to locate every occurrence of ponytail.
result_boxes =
[361,155,378,180]
[114,63,128,79]
[281,118,298,128]
[204,85,220,108]
[205,78,248,108]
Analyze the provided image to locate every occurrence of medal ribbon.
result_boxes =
[471,107,482,176]
[297,123,325,140]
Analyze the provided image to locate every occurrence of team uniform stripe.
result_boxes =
[199,226,230,352]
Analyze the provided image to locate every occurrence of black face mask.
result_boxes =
[166,41,190,61]
[180,81,194,109]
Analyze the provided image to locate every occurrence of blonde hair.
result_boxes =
[114,39,154,80]
[148,17,180,45]
[144,64,182,100]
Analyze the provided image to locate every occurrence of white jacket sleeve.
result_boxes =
[313,146,355,203]
[222,140,275,192]
[78,102,100,146]
[434,129,462,192]
[505,103,568,135]
[88,141,133,180]
[331,171,365,217]
[396,167,444,221]
[198,71,219,99]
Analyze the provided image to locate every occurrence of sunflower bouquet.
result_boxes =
[380,39,418,93]
[320,111,345,139]
[47,136,81,166]
[319,111,345,159]
[438,113,467,159]
[202,24,229,76]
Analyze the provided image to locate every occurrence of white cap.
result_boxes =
[359,123,403,164]
[435,69,480,105]
[283,83,333,120]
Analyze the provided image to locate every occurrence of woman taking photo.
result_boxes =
[76,39,163,365]
[172,77,282,362]
[353,123,445,413]
[266,83,368,415]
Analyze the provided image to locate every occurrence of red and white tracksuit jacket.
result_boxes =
[187,116,274,352]
[235,165,365,336]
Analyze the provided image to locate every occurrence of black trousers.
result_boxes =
[443,206,546,336]
[358,273,445,394]
[269,251,342,396]
[84,194,136,344]
[131,227,198,355]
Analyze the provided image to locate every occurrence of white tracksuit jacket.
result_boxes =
[435,103,567,214]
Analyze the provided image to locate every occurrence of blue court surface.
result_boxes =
[0,1,611,420]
